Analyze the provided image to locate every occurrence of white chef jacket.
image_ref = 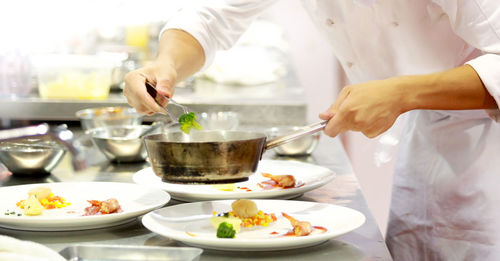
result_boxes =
[162,0,500,260]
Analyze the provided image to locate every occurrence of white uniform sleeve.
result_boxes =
[432,0,500,115]
[160,0,277,71]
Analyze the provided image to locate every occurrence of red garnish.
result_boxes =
[257,179,305,190]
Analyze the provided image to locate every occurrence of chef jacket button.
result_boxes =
[346,62,353,68]
[326,18,334,26]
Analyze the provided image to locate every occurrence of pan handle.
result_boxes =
[265,120,328,151]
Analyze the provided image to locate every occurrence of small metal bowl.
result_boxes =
[0,139,66,176]
[76,106,143,130]
[267,126,320,156]
[88,125,152,163]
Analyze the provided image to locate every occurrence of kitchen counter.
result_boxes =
[0,135,392,260]
[0,77,307,127]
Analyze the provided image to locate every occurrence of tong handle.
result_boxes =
[265,121,327,150]
[145,82,188,114]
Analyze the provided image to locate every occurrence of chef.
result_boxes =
[123,1,500,260]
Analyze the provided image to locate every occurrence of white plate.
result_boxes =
[133,160,335,202]
[142,200,365,251]
[0,182,170,231]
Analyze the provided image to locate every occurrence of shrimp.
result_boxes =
[100,198,121,214]
[84,198,122,216]
[282,212,313,236]
[261,173,296,188]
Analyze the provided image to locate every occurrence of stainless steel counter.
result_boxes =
[0,79,307,127]
[0,136,392,260]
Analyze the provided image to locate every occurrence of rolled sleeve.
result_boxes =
[160,0,277,71]
[466,54,500,112]
[433,0,500,115]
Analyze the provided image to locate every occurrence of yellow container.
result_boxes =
[33,55,119,100]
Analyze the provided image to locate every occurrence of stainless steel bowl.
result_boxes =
[0,139,66,176]
[267,126,320,156]
[76,106,143,130]
[88,125,151,163]
[198,111,239,130]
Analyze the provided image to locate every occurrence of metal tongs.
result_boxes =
[145,82,189,124]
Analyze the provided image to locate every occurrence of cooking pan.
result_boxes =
[144,121,327,184]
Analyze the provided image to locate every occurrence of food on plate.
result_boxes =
[216,222,237,238]
[178,112,203,134]
[231,199,258,218]
[83,198,122,216]
[210,216,241,233]
[236,186,252,192]
[212,184,252,192]
[3,210,22,216]
[272,212,328,237]
[16,186,71,216]
[22,195,45,216]
[28,186,52,201]
[230,199,276,227]
[261,173,296,188]
[212,183,235,191]
[209,199,277,238]
[282,212,313,236]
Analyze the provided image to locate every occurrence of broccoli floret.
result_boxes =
[178,112,203,134]
[216,222,236,238]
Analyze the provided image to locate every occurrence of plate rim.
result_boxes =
[133,159,336,201]
[142,199,366,251]
[0,181,171,231]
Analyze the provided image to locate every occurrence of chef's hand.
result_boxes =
[319,65,498,138]
[123,29,205,116]
[319,79,407,138]
[123,61,177,115]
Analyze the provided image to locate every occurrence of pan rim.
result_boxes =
[143,130,267,143]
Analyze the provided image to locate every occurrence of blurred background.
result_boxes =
[0,0,396,235]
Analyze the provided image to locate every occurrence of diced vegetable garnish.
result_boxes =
[17,190,71,213]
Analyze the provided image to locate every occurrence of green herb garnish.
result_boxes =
[178,112,203,134]
[216,222,236,238]
[4,210,22,216]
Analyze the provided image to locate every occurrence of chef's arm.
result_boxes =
[398,64,498,111]
[320,64,498,138]
[124,0,275,115]
[156,29,205,84]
